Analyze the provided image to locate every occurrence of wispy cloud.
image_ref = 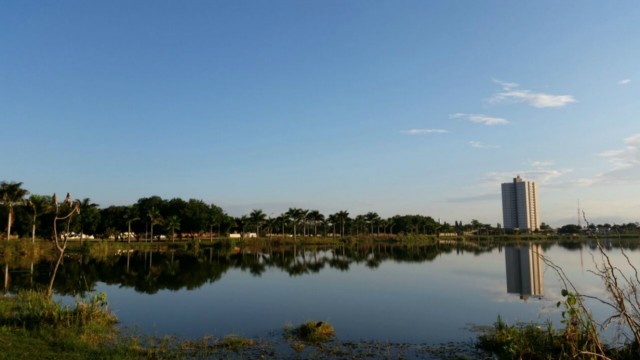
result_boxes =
[539,135,640,188]
[470,141,500,149]
[598,134,640,169]
[531,160,555,168]
[400,128,448,135]
[618,79,631,85]
[490,79,576,108]
[484,169,572,185]
[573,134,640,186]
[450,113,509,126]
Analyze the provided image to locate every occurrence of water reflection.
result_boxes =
[3,239,637,298]
[505,244,544,300]
[3,241,498,295]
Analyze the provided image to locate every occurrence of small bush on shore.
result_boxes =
[289,320,335,344]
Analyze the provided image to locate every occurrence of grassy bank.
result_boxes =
[0,291,488,359]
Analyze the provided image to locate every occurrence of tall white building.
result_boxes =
[501,176,540,231]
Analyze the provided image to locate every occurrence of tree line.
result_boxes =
[2,181,639,241]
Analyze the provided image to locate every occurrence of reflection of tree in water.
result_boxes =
[4,241,503,295]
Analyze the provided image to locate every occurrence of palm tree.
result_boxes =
[249,209,267,236]
[165,215,180,242]
[354,215,366,235]
[0,181,29,241]
[307,210,324,237]
[365,212,381,236]
[335,210,350,238]
[124,206,139,243]
[276,214,288,237]
[300,209,309,237]
[285,208,305,241]
[239,215,249,237]
[147,207,162,242]
[25,194,52,244]
[327,214,338,240]
[78,198,99,238]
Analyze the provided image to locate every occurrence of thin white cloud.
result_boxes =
[493,79,519,90]
[531,160,556,168]
[618,79,631,85]
[400,128,448,135]
[484,169,573,186]
[469,141,500,149]
[544,135,640,188]
[490,80,576,108]
[597,134,640,169]
[450,113,509,126]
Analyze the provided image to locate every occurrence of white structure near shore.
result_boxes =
[501,175,540,232]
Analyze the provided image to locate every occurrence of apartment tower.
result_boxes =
[501,175,540,231]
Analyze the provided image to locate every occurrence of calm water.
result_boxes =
[4,240,640,344]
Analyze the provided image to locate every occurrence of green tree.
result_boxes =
[207,204,225,241]
[558,224,582,234]
[148,207,163,242]
[0,181,29,241]
[249,209,267,236]
[165,215,180,242]
[183,199,210,234]
[335,210,350,238]
[364,212,380,235]
[327,214,338,239]
[353,215,367,235]
[285,208,305,240]
[307,210,324,237]
[265,216,277,240]
[124,206,140,243]
[25,194,52,244]
[76,198,100,237]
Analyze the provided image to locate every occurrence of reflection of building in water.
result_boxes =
[505,244,543,300]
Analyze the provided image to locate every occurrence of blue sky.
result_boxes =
[2,1,639,226]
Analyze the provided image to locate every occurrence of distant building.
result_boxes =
[501,175,540,232]
[505,244,544,300]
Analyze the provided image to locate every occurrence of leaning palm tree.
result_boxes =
[165,215,180,242]
[25,194,52,244]
[0,181,29,241]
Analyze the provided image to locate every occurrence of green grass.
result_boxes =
[477,316,640,360]
[0,290,142,359]
[288,321,335,344]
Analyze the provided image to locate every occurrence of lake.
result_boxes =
[4,239,639,345]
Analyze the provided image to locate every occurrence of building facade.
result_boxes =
[501,175,540,231]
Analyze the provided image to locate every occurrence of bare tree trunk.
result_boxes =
[6,211,12,241]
